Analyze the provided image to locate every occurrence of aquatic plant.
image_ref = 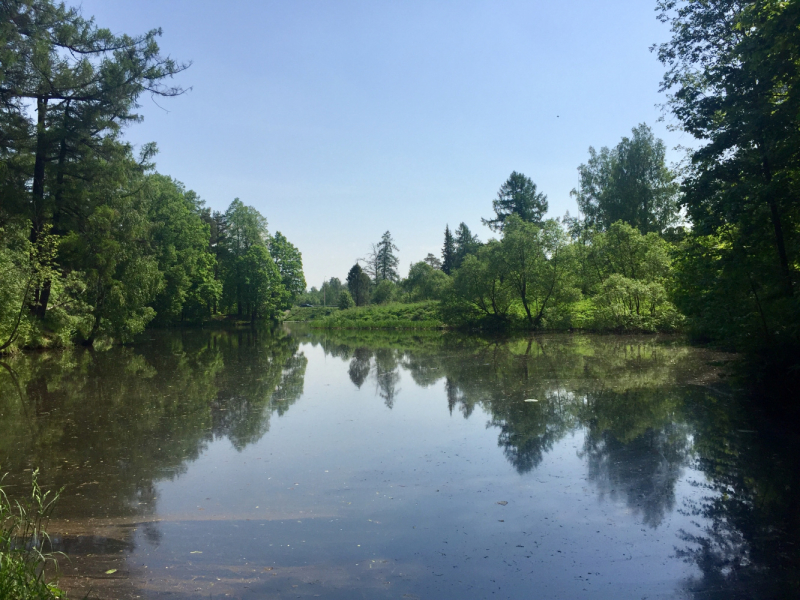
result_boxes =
[0,470,67,599]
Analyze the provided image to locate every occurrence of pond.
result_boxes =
[1,327,798,599]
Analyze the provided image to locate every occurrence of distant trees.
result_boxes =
[442,226,456,275]
[453,222,481,269]
[571,124,680,235]
[424,253,442,270]
[346,264,371,307]
[483,172,548,231]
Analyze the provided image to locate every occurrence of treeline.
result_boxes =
[0,0,304,350]
[305,0,800,361]
[303,125,685,333]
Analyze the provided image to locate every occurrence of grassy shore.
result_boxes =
[284,302,445,329]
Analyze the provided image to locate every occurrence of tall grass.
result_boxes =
[0,471,67,599]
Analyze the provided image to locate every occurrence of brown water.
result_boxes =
[1,327,798,599]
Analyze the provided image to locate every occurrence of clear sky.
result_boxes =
[80,0,690,287]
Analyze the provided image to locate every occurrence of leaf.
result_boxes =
[104,569,117,575]
[190,551,202,554]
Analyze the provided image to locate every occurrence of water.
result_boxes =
[1,327,798,599]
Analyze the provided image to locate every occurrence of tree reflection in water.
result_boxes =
[1,328,798,597]
[309,330,799,597]
[0,326,307,520]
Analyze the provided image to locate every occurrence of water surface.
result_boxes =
[1,328,798,599]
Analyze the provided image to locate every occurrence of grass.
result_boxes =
[308,301,445,330]
[282,305,340,322]
[0,471,67,599]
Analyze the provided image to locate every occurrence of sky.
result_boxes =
[79,0,690,287]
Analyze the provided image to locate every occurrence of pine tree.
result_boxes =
[376,231,400,282]
[454,222,481,269]
[482,172,548,231]
[442,225,456,275]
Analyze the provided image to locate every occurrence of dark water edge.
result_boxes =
[1,326,799,599]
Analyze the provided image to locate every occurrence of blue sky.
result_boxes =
[81,0,689,287]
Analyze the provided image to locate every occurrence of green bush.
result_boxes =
[338,290,355,310]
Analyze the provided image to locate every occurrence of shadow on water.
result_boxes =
[0,326,798,598]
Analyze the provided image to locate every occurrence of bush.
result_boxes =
[338,290,355,310]
[372,280,397,304]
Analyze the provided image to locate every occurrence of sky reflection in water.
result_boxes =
[0,328,798,599]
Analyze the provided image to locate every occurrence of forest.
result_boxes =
[2,0,799,367]
[0,0,305,351]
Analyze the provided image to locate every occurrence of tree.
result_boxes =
[321,277,343,307]
[338,289,355,310]
[346,263,370,307]
[269,232,306,309]
[655,0,800,352]
[571,124,680,235]
[423,253,442,270]
[220,199,269,316]
[444,241,513,325]
[375,231,399,283]
[441,225,456,275]
[146,175,218,324]
[239,245,285,322]
[498,215,575,327]
[482,171,548,231]
[372,280,397,304]
[453,222,481,269]
[403,261,450,301]
[0,0,188,318]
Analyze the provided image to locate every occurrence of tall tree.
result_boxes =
[453,222,481,269]
[441,225,456,275]
[0,0,188,317]
[571,124,680,235]
[269,231,306,308]
[346,263,370,307]
[498,215,574,327]
[656,0,800,351]
[220,199,274,317]
[376,230,399,283]
[482,171,548,231]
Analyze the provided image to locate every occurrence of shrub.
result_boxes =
[338,290,355,310]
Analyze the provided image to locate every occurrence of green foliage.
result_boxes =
[571,124,680,235]
[441,225,456,275]
[147,175,220,324]
[443,242,513,326]
[317,301,443,329]
[338,290,355,310]
[0,471,66,599]
[270,232,306,308]
[403,261,451,301]
[367,231,400,284]
[372,280,398,304]
[656,0,800,356]
[482,171,548,231]
[498,216,578,327]
[346,263,371,307]
[453,222,482,269]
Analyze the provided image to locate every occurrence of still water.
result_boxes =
[1,328,798,599]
